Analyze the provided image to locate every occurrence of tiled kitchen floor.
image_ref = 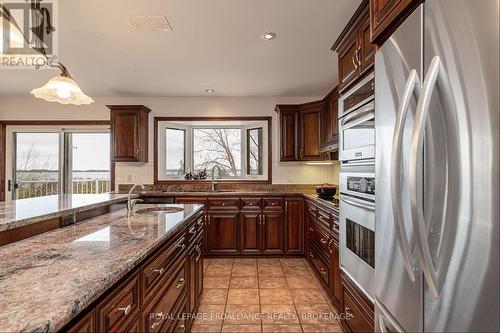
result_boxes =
[191,257,343,333]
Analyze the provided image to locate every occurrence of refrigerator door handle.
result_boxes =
[375,298,405,332]
[410,56,451,298]
[390,69,420,283]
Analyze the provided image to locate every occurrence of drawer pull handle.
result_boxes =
[309,252,314,258]
[154,267,165,275]
[177,243,186,250]
[195,245,202,261]
[328,238,334,254]
[197,219,203,226]
[320,238,327,245]
[345,306,353,318]
[176,278,186,289]
[151,321,161,330]
[320,267,327,275]
[117,304,132,315]
[177,324,186,332]
[309,227,314,232]
[189,227,196,234]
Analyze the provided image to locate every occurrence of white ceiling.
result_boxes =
[0,0,360,97]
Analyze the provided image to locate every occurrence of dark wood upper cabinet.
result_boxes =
[275,102,325,162]
[322,86,339,150]
[299,101,325,161]
[370,0,422,46]
[108,105,151,162]
[276,105,300,161]
[332,0,375,93]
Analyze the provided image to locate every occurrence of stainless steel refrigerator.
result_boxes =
[375,0,499,332]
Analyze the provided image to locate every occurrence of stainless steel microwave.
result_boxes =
[339,73,375,162]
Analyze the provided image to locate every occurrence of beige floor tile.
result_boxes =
[258,265,284,277]
[191,323,223,332]
[260,288,294,305]
[233,258,257,266]
[259,276,288,289]
[201,288,228,305]
[224,304,261,324]
[206,265,233,276]
[232,265,258,277]
[257,258,282,266]
[227,288,260,304]
[295,303,338,325]
[285,275,320,289]
[195,304,226,325]
[290,289,329,304]
[222,324,262,332]
[262,325,303,333]
[279,258,306,267]
[204,275,231,289]
[260,304,299,325]
[283,266,313,277]
[301,324,343,332]
[211,258,235,265]
[230,276,259,289]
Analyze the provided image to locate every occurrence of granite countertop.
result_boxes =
[140,190,312,197]
[303,193,339,215]
[0,193,131,232]
[0,203,203,333]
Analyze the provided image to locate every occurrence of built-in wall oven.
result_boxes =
[339,162,375,300]
[339,73,375,162]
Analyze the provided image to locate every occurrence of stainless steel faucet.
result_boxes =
[211,165,222,191]
[127,183,145,213]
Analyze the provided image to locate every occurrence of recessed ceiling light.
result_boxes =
[205,89,215,93]
[261,32,276,41]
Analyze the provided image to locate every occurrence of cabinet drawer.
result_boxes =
[309,221,331,254]
[208,198,240,210]
[96,272,140,332]
[241,197,262,210]
[308,243,329,285]
[67,311,95,333]
[143,236,186,302]
[263,198,283,210]
[187,215,204,243]
[344,289,373,333]
[144,266,186,332]
[316,208,331,229]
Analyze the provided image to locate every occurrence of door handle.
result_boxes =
[410,56,453,298]
[340,195,375,211]
[390,69,420,282]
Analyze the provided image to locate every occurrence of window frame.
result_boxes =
[154,117,272,184]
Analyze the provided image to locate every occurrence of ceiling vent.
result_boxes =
[128,16,173,32]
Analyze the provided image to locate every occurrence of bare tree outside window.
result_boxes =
[193,128,241,177]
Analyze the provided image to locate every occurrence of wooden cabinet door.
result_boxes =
[322,88,339,148]
[280,110,299,161]
[284,199,303,254]
[338,32,359,92]
[359,13,375,73]
[370,0,421,45]
[240,211,262,254]
[188,240,203,329]
[261,211,284,254]
[207,211,239,255]
[300,106,323,161]
[331,243,341,308]
[111,111,139,161]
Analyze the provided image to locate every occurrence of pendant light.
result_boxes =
[1,2,94,105]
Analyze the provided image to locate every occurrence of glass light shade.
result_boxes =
[0,16,25,53]
[31,75,94,105]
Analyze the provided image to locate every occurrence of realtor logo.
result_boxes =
[0,0,58,68]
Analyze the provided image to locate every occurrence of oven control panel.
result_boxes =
[347,177,375,195]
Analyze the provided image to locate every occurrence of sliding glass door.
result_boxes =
[13,132,60,199]
[8,127,110,200]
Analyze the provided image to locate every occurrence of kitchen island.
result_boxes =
[0,203,204,332]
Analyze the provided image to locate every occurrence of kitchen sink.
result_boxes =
[135,207,184,214]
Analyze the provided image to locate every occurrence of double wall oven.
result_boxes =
[338,72,376,300]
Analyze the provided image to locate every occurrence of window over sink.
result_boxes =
[155,117,271,183]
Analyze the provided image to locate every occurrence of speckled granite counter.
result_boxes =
[0,193,131,232]
[0,203,203,332]
[303,193,339,216]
